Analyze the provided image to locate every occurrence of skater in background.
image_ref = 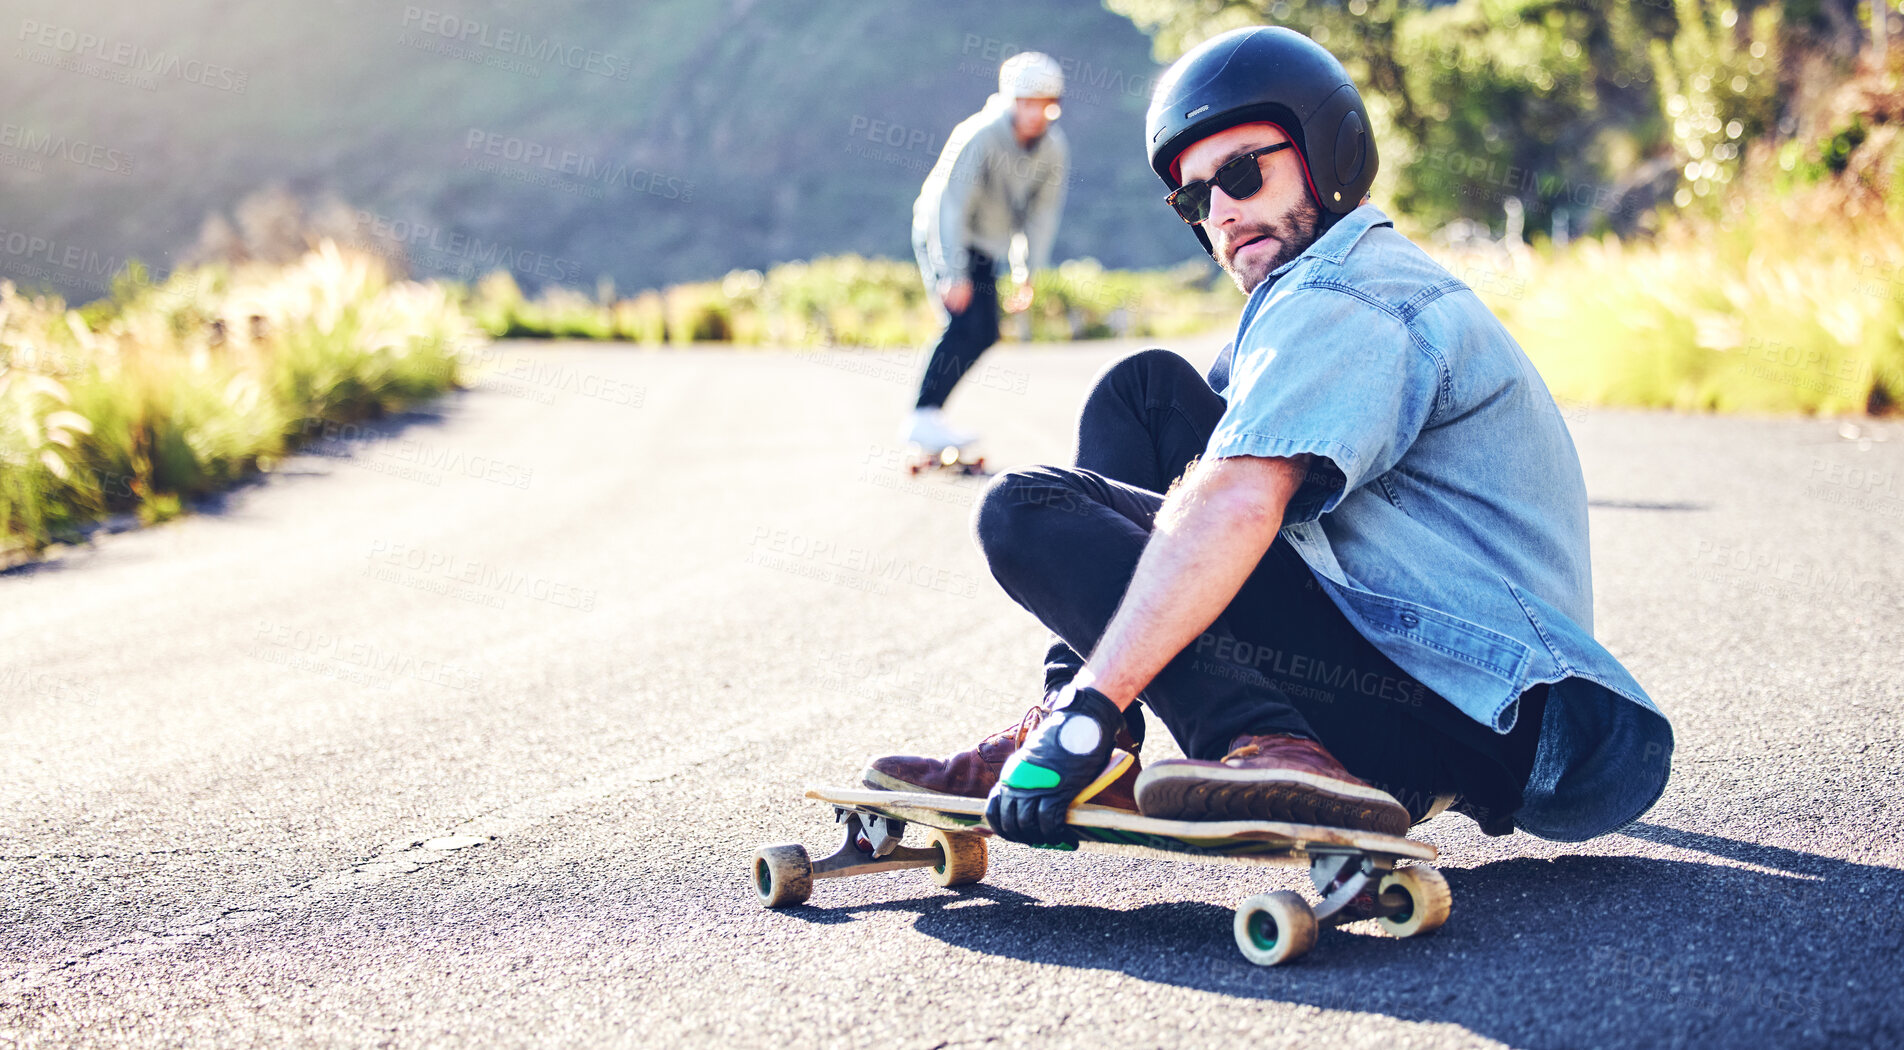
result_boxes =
[902,51,1070,453]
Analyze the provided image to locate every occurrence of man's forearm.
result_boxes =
[1078,455,1306,708]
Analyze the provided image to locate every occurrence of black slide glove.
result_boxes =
[985,684,1125,847]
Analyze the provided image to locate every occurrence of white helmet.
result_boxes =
[999,51,1063,100]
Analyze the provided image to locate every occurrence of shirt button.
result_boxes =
[1399,612,1419,628]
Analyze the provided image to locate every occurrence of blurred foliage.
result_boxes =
[1479,199,1904,414]
[463,255,1240,349]
[1437,65,1904,415]
[1108,0,1832,238]
[0,242,479,560]
[1651,0,1785,211]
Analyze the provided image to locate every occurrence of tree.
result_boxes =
[1108,0,1787,238]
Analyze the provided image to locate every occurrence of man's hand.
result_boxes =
[939,277,974,314]
[1003,280,1034,314]
[985,685,1125,846]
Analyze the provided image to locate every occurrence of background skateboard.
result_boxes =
[906,444,989,476]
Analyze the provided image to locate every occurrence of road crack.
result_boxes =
[0,837,491,1007]
[0,848,264,862]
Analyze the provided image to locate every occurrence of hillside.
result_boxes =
[0,0,1197,301]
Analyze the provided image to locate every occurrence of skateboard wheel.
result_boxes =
[926,829,987,888]
[1233,891,1318,966]
[752,843,813,908]
[1375,865,1451,938]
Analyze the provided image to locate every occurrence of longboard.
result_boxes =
[806,785,1436,863]
[751,784,1452,966]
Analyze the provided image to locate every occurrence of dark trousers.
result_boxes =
[914,252,1000,410]
[973,348,1542,831]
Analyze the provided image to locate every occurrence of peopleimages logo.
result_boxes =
[1422,147,1633,215]
[956,34,1159,104]
[0,122,133,175]
[0,227,195,303]
[462,129,692,201]
[399,8,631,80]
[15,19,250,92]
[0,227,129,277]
[351,210,581,283]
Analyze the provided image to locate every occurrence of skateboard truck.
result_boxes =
[1308,850,1401,925]
[836,807,905,859]
[809,810,942,880]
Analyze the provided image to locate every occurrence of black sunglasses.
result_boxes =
[1165,143,1293,224]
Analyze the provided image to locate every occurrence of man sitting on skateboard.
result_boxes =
[865,27,1673,847]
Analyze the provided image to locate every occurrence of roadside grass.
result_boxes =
[1485,200,1904,415]
[0,242,480,561]
[465,254,1241,349]
[7,191,1902,564]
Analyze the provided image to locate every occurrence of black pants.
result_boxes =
[914,252,1000,410]
[973,348,1542,832]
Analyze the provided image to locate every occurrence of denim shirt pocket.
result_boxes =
[1336,590,1532,684]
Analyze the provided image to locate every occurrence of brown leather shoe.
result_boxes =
[1133,733,1410,836]
[862,705,1143,811]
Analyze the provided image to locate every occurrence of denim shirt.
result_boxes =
[1206,205,1672,842]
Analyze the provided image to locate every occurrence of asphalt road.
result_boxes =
[3,336,1901,1049]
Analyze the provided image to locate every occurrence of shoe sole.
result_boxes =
[1134,764,1410,837]
[860,766,970,797]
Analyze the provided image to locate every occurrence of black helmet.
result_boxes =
[1146,26,1377,254]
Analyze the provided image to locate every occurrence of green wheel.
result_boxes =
[1233,891,1318,966]
[752,843,812,908]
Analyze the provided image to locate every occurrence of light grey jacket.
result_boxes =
[911,102,1068,285]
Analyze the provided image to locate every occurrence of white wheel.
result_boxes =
[1375,865,1451,938]
[927,829,988,887]
[1233,891,1318,966]
[752,843,812,908]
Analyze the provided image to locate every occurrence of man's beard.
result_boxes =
[1215,195,1323,294]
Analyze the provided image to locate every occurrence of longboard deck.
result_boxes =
[806,785,1436,864]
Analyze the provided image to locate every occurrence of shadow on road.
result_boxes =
[785,824,1899,1046]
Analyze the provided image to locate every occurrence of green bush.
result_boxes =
[460,254,1239,350]
[0,242,480,560]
